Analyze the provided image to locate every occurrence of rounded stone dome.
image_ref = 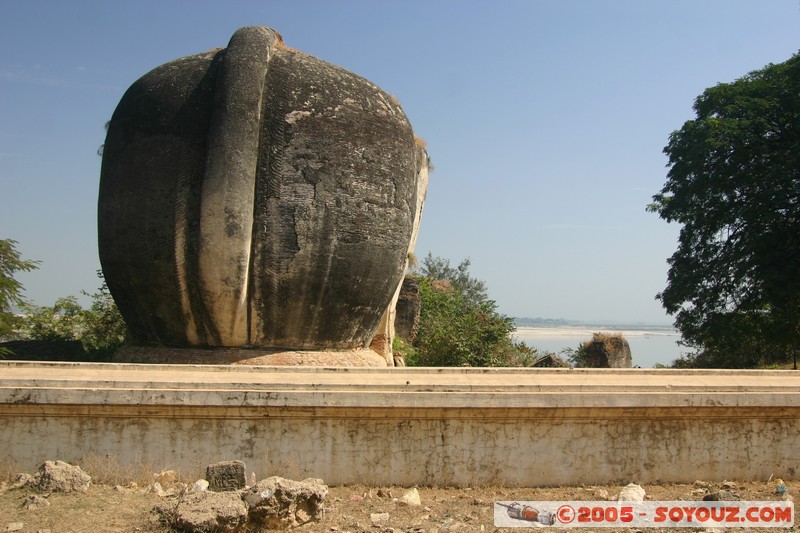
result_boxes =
[99,26,425,350]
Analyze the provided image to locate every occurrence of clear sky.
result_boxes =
[1,1,798,325]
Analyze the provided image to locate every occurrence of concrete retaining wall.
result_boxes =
[1,362,798,486]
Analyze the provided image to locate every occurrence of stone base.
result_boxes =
[112,346,388,366]
[2,363,798,487]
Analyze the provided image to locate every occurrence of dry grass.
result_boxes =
[78,454,172,488]
[0,458,14,483]
[583,331,626,350]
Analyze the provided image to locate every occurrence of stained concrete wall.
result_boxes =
[1,362,798,486]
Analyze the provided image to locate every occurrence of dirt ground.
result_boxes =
[0,477,796,533]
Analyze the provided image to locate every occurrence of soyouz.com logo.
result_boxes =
[493,501,794,528]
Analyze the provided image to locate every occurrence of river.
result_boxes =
[513,325,684,368]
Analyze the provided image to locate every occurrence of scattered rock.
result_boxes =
[22,495,50,510]
[206,461,246,492]
[35,461,91,493]
[593,488,611,500]
[693,480,710,488]
[156,491,247,533]
[400,487,421,506]
[153,470,177,487]
[775,479,788,495]
[703,490,740,501]
[189,479,209,494]
[6,523,24,532]
[618,483,646,502]
[532,352,570,368]
[150,481,167,497]
[370,512,390,525]
[720,481,737,490]
[243,476,327,529]
[10,473,34,490]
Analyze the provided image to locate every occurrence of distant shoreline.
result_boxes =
[514,325,679,338]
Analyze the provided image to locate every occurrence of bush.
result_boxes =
[408,255,534,367]
[17,272,126,358]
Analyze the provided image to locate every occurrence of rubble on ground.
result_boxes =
[35,460,91,493]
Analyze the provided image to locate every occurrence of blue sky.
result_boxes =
[1,0,798,324]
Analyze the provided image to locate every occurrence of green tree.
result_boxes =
[409,255,529,367]
[19,271,126,359]
[0,239,40,341]
[419,253,488,305]
[649,52,800,368]
[80,271,127,353]
[22,296,86,343]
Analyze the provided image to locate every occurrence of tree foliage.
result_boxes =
[649,52,800,367]
[408,255,533,367]
[17,271,127,358]
[0,239,40,340]
[418,253,488,306]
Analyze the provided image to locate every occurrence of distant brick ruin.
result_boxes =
[99,26,428,365]
[581,333,633,368]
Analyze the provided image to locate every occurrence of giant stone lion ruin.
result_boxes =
[98,26,428,366]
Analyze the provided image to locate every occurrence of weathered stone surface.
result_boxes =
[370,149,429,363]
[243,476,327,529]
[35,461,90,493]
[156,491,247,532]
[581,333,632,368]
[9,363,797,488]
[206,460,246,492]
[394,277,421,342]
[99,26,427,354]
[112,345,387,366]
